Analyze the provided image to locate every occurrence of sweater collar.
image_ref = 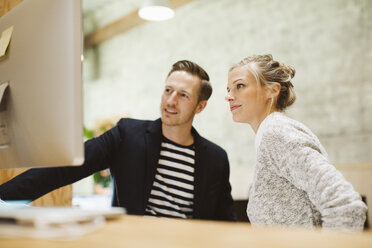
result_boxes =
[255,112,280,153]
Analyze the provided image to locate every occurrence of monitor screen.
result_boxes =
[0,0,84,169]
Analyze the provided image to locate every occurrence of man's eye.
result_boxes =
[181,93,189,99]
[165,88,171,93]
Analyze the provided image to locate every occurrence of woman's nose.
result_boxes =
[225,92,234,102]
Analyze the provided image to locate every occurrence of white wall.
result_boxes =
[82,0,372,199]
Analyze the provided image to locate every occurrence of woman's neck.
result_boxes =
[252,110,279,133]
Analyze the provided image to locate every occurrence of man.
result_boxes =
[0,60,236,221]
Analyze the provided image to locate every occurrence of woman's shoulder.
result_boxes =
[262,112,319,146]
[258,112,329,170]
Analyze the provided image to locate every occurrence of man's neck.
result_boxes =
[162,124,194,146]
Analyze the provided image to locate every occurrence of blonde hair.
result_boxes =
[230,54,296,111]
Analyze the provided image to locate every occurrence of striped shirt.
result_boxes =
[145,137,195,218]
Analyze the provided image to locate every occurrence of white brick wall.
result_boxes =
[83,0,372,199]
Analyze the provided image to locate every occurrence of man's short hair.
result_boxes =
[168,60,212,102]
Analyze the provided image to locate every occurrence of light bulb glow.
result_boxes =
[138,6,174,21]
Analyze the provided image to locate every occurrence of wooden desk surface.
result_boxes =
[1,214,372,248]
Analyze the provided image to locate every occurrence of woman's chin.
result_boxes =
[232,116,243,123]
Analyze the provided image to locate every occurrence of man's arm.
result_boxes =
[0,126,120,201]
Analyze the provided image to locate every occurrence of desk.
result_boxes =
[1,214,372,248]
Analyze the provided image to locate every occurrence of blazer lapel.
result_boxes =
[143,118,163,209]
[192,128,208,219]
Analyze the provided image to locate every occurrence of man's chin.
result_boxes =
[161,116,176,126]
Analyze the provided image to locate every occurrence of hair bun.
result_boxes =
[286,65,296,79]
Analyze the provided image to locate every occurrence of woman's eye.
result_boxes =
[237,84,244,89]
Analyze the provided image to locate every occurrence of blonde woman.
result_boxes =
[225,54,367,230]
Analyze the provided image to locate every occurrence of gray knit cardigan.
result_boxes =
[247,112,367,231]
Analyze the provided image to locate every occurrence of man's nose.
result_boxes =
[167,91,178,104]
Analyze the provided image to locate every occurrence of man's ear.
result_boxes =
[195,100,207,114]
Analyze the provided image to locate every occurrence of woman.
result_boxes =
[225,54,367,230]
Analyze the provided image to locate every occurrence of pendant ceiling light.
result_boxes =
[138,0,175,21]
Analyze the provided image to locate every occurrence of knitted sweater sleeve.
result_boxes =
[260,120,367,231]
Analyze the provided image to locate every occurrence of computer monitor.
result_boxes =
[0,0,84,169]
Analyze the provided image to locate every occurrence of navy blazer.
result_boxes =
[0,118,236,221]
